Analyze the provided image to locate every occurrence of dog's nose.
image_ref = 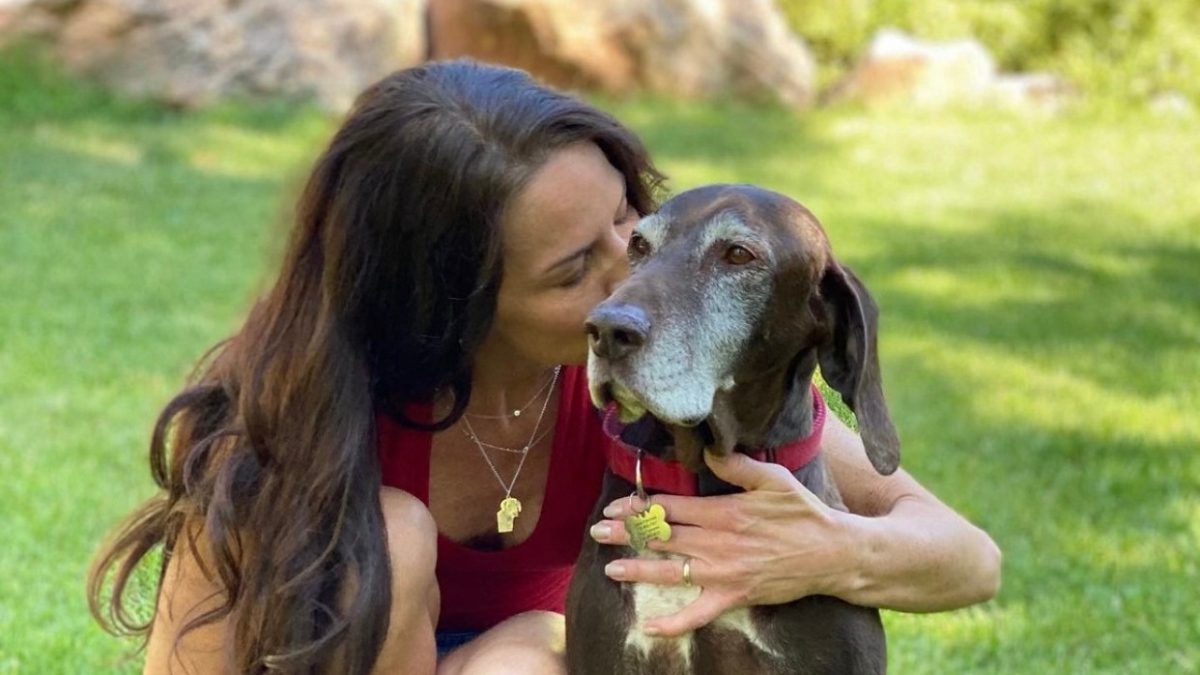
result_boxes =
[586,303,651,361]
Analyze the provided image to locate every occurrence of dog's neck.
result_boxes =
[658,348,819,474]
[712,347,819,451]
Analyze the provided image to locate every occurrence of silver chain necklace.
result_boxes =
[465,366,560,419]
[462,424,555,454]
[460,365,560,453]
[460,366,560,533]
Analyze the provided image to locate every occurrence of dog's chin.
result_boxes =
[590,379,716,474]
[592,377,709,428]
[590,378,645,424]
[666,418,716,473]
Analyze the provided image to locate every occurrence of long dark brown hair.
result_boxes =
[88,60,663,673]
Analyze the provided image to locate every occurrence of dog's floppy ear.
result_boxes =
[816,261,900,475]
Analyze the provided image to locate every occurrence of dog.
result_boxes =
[565,184,901,675]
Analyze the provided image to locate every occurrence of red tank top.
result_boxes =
[376,366,608,631]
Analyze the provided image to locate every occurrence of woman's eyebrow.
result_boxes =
[543,245,590,276]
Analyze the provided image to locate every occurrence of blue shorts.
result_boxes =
[435,629,483,658]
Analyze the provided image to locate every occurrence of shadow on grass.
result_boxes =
[0,68,315,671]
[843,203,1200,399]
[879,349,1198,670]
[805,198,1200,668]
[601,95,838,196]
[0,87,313,398]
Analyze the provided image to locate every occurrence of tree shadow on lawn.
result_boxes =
[822,197,1200,666]
[879,351,1198,670]
[609,97,838,194]
[1,114,320,671]
[3,128,297,525]
[842,202,1200,401]
[4,141,285,320]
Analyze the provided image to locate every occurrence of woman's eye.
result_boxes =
[560,251,591,287]
[628,233,651,258]
[723,245,755,265]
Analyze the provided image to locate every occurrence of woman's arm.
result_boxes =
[142,525,237,675]
[142,490,441,674]
[821,413,1002,611]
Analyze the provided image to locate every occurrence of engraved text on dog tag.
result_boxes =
[625,503,672,552]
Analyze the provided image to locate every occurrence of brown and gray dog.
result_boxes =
[565,184,901,675]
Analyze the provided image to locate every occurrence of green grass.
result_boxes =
[2,48,1198,673]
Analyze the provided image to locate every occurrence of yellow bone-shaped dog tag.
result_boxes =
[624,503,672,552]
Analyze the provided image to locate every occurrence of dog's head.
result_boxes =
[587,184,899,475]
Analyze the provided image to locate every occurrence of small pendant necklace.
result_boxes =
[461,366,560,533]
[466,366,559,419]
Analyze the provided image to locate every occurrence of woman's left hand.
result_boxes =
[588,449,863,637]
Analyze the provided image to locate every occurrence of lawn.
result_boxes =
[1,49,1197,673]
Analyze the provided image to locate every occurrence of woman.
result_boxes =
[89,61,1000,674]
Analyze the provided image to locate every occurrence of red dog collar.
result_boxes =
[602,386,827,497]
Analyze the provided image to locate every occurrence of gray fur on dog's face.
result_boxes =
[586,183,829,426]
[587,183,900,475]
[587,204,775,425]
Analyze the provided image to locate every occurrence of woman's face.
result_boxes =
[481,141,639,368]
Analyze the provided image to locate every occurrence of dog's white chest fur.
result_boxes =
[623,553,781,666]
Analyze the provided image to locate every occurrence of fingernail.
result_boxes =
[604,562,626,579]
[644,624,662,637]
[590,523,612,541]
[603,503,621,518]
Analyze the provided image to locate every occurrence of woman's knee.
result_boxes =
[455,644,564,675]
[445,611,566,675]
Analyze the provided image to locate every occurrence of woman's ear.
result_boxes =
[817,262,901,475]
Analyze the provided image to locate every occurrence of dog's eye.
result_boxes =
[723,245,756,265]
[628,233,651,259]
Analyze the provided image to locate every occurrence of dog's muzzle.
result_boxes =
[586,301,655,423]
[586,302,651,362]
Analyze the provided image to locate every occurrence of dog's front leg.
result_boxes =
[566,473,641,675]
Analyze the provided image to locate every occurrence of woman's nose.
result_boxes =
[600,232,630,295]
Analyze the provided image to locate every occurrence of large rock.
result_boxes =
[827,28,997,108]
[2,0,427,110]
[1148,91,1194,118]
[827,28,1076,112]
[428,0,817,108]
[991,72,1076,113]
[0,0,71,39]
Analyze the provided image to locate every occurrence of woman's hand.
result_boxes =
[588,414,1002,637]
[588,449,865,637]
